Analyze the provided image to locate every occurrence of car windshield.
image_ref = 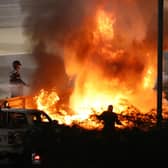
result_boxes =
[29,111,52,124]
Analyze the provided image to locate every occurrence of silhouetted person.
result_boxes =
[96,105,122,140]
[9,60,28,97]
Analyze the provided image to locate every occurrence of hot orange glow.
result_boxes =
[34,8,158,130]
[34,89,59,117]
[34,89,104,129]
[143,68,153,89]
[96,10,115,40]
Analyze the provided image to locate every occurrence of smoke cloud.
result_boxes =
[21,0,168,101]
[21,0,100,95]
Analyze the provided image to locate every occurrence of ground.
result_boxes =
[1,121,168,168]
[38,122,168,168]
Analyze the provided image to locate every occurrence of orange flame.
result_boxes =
[35,89,59,116]
[96,10,115,40]
[34,8,157,130]
[34,89,104,129]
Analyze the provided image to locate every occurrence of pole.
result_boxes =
[157,0,164,127]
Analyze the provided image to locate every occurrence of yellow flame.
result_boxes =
[97,10,115,39]
[34,89,59,116]
[143,68,153,89]
[34,9,158,130]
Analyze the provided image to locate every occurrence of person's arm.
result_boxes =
[90,113,104,121]
[14,77,28,86]
[11,72,28,86]
[115,115,122,125]
[19,79,27,86]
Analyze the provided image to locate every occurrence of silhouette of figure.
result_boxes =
[9,60,28,97]
[96,105,122,139]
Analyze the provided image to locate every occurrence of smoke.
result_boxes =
[21,0,100,95]
[21,0,168,104]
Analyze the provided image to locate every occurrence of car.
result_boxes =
[0,107,60,167]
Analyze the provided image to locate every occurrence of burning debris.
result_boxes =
[32,89,168,131]
[20,0,168,130]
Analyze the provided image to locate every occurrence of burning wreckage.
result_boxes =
[1,87,168,133]
[1,0,168,132]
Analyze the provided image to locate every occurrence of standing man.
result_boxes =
[97,105,122,133]
[9,60,28,97]
[95,105,122,142]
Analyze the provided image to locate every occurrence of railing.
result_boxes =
[0,96,36,109]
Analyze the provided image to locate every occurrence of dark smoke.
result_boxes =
[20,0,99,96]
[21,0,168,97]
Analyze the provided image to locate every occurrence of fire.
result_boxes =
[35,89,59,116]
[143,68,153,89]
[68,9,129,116]
[34,8,158,130]
[96,10,115,40]
[34,89,103,129]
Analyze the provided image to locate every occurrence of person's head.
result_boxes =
[12,60,21,70]
[107,105,113,112]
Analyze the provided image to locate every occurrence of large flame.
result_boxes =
[95,9,115,40]
[67,8,156,114]
[34,8,158,130]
